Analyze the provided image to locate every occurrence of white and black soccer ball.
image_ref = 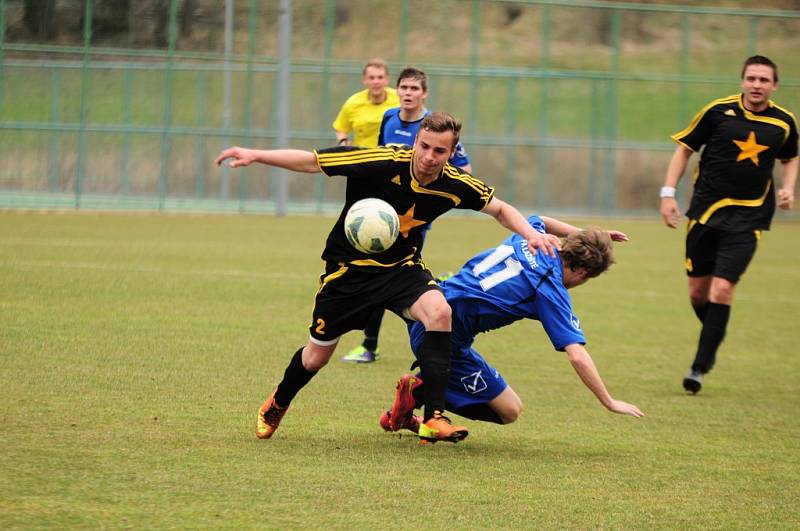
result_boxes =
[343,198,400,254]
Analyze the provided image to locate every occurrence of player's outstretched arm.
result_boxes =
[564,343,644,418]
[481,197,561,257]
[540,216,629,242]
[660,145,694,228]
[539,216,580,238]
[215,146,319,173]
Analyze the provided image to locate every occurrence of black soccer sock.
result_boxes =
[692,302,709,324]
[417,331,451,421]
[274,347,318,407]
[448,403,504,424]
[692,302,730,374]
[362,308,385,352]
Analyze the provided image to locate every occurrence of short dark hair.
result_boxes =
[396,67,428,92]
[741,55,778,83]
[560,228,615,278]
[419,112,461,147]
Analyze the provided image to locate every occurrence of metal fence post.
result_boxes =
[603,7,621,213]
[747,17,759,56]
[504,77,518,205]
[679,13,689,128]
[399,0,409,65]
[467,0,480,138]
[75,0,93,209]
[240,0,258,213]
[158,0,178,211]
[678,12,690,204]
[221,0,234,202]
[48,69,59,192]
[0,0,5,117]
[275,0,291,216]
[195,70,207,198]
[535,3,551,212]
[589,78,599,210]
[316,0,336,213]
[121,68,132,195]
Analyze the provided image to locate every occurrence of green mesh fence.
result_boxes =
[1,0,798,218]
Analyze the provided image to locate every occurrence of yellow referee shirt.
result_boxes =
[332,88,399,148]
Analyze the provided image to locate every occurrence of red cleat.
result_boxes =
[388,374,423,432]
[380,410,422,433]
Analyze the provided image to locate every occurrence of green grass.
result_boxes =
[1,211,799,528]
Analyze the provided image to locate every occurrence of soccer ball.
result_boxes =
[344,198,400,254]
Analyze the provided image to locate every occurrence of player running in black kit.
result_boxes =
[660,55,798,394]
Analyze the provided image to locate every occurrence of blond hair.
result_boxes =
[363,58,389,76]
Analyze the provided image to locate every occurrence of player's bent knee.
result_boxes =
[710,278,735,304]
[500,402,522,424]
[491,388,522,424]
[302,343,337,371]
[688,277,711,304]
[689,293,708,307]
[425,301,452,330]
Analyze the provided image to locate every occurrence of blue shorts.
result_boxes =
[408,322,508,410]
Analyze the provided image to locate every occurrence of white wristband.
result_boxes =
[660,186,676,198]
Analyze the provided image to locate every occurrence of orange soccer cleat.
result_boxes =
[256,389,289,439]
[418,412,469,444]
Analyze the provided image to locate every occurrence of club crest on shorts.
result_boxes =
[461,371,487,394]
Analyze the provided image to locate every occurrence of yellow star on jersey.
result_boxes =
[733,131,769,166]
[398,204,427,238]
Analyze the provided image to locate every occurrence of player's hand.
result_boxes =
[660,197,681,228]
[215,146,258,168]
[607,230,629,242]
[607,399,644,418]
[527,232,561,257]
[777,188,795,210]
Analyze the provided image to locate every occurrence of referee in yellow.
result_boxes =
[333,58,399,147]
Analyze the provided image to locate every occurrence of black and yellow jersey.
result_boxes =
[315,145,495,267]
[672,93,798,231]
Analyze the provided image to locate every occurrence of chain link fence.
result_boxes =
[1,0,799,217]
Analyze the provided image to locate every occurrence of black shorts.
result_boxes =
[307,261,442,343]
[685,222,759,283]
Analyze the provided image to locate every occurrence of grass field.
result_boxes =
[1,211,799,528]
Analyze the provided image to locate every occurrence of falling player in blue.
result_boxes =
[380,215,645,434]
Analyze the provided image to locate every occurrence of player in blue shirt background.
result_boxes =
[378,67,471,172]
[342,67,473,363]
[380,215,645,435]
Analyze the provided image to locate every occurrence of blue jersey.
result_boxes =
[411,216,585,353]
[378,108,470,168]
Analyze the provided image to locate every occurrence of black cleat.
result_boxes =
[683,370,703,394]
